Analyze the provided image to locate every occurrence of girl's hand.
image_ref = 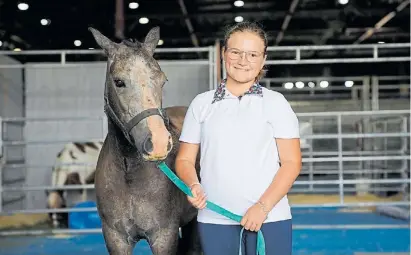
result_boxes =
[187,183,207,209]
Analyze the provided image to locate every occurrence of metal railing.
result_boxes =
[264,43,410,64]
[1,42,409,64]
[0,43,409,236]
[1,109,409,208]
[260,75,410,101]
[0,111,409,235]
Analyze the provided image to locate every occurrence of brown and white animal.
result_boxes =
[46,140,103,228]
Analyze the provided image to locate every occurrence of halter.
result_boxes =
[103,82,169,146]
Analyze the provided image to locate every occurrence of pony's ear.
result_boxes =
[143,26,160,56]
[89,27,117,56]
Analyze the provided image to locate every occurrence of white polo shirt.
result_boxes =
[179,80,300,225]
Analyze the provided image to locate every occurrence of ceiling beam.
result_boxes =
[275,0,300,45]
[177,0,200,48]
[160,31,409,46]
[125,8,403,20]
[114,0,125,40]
[354,0,410,44]
[196,1,274,11]
[190,27,407,40]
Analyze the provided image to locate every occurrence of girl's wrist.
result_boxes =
[256,200,270,216]
[189,182,201,190]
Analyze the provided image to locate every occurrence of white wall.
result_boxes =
[0,55,25,211]
[23,61,210,209]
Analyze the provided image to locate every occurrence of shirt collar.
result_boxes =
[212,79,263,104]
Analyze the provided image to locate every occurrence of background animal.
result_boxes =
[46,140,103,228]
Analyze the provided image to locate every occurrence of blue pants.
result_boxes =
[197,219,292,255]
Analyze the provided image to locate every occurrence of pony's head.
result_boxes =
[89,27,172,161]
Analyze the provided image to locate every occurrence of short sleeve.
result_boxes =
[179,96,202,144]
[268,94,300,139]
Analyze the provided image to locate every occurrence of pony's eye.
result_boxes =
[114,79,125,88]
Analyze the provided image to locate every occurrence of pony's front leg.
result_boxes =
[102,223,134,255]
[148,227,180,255]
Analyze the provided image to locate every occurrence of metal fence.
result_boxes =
[0,43,409,236]
[295,110,410,198]
[261,75,410,102]
[0,46,219,212]
[1,109,409,206]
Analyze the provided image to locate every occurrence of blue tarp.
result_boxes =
[69,201,102,229]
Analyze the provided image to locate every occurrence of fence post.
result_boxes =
[371,76,379,111]
[0,116,3,212]
[337,114,344,204]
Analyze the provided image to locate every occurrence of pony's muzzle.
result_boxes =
[143,134,173,159]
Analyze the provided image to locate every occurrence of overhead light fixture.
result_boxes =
[158,39,164,46]
[234,0,244,7]
[378,41,385,44]
[284,82,294,89]
[0,41,2,47]
[17,2,29,10]
[14,48,22,51]
[129,2,139,9]
[338,0,349,5]
[319,80,329,88]
[308,82,315,88]
[74,40,82,47]
[40,19,51,26]
[295,81,304,89]
[234,16,244,22]
[89,47,94,49]
[139,17,149,24]
[344,80,354,87]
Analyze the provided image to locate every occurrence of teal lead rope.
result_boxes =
[157,162,266,255]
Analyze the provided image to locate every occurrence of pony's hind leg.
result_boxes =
[102,224,134,255]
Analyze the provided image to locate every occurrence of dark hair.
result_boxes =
[223,21,268,81]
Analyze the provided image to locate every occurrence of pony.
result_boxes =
[89,26,202,254]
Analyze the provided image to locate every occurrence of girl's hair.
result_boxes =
[223,21,268,81]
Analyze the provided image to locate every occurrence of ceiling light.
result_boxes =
[308,82,315,88]
[17,2,29,10]
[0,41,2,47]
[344,80,354,87]
[40,19,51,26]
[158,39,164,46]
[319,80,329,88]
[89,47,94,49]
[14,48,22,52]
[234,0,244,7]
[338,0,349,4]
[284,82,294,89]
[139,17,149,24]
[378,41,385,44]
[295,81,304,89]
[129,2,139,9]
[234,16,244,22]
[74,40,82,47]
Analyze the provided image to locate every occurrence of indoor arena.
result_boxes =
[0,0,410,254]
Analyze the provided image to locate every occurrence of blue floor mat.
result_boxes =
[1,228,409,255]
[1,209,409,255]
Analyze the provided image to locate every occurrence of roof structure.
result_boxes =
[0,0,409,87]
[1,0,409,48]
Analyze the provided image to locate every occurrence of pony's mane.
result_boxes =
[122,38,142,48]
